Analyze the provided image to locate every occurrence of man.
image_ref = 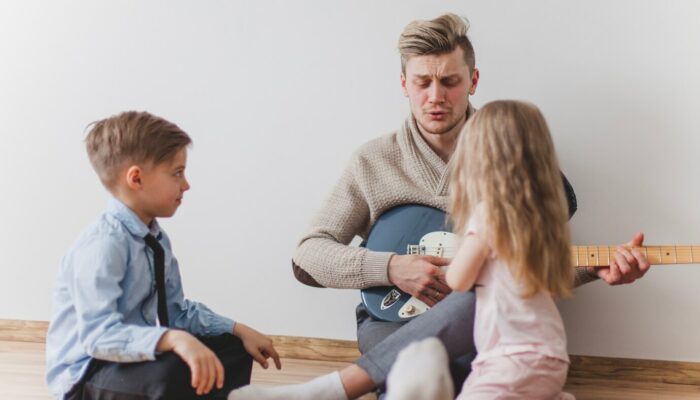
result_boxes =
[230,13,650,400]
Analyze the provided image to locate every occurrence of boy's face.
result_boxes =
[137,147,190,221]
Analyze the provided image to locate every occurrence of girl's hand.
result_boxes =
[233,323,282,370]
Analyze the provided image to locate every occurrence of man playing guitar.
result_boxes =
[240,13,650,400]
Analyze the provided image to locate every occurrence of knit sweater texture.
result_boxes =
[293,107,595,289]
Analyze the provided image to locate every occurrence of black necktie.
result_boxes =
[144,234,169,327]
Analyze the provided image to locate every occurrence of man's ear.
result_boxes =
[400,72,408,97]
[469,68,480,96]
[125,165,143,190]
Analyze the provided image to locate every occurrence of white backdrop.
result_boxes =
[1,0,699,362]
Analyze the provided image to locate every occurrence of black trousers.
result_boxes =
[65,334,252,400]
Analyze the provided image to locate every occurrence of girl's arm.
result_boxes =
[445,233,489,292]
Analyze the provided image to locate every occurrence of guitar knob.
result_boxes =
[405,305,415,315]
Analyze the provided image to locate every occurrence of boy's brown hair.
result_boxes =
[85,111,191,189]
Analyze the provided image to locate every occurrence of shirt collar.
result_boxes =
[107,197,162,239]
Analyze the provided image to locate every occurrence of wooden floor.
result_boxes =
[2,340,700,399]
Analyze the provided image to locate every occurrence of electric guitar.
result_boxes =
[360,204,700,323]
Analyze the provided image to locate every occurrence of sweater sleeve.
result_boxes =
[561,172,599,288]
[293,155,394,289]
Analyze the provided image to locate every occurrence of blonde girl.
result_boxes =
[443,99,575,399]
[387,100,576,399]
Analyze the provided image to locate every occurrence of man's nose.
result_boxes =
[428,82,445,103]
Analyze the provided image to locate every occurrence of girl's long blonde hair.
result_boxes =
[449,100,573,298]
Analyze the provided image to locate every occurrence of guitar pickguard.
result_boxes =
[359,205,456,322]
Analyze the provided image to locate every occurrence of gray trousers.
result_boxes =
[355,290,477,395]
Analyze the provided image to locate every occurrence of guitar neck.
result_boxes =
[573,245,700,267]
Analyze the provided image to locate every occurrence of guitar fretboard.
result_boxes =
[409,244,700,267]
[573,245,700,267]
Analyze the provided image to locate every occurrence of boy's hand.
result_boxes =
[157,330,225,396]
[233,323,282,370]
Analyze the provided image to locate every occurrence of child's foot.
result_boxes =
[386,337,454,400]
[228,371,348,400]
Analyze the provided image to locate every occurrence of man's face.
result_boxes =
[401,47,479,136]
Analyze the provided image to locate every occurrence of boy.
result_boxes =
[46,111,281,399]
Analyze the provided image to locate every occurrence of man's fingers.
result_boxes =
[416,293,437,307]
[627,232,645,247]
[607,262,622,285]
[616,246,636,265]
[632,249,651,275]
[427,256,451,266]
[431,280,452,295]
[614,250,633,276]
[421,285,447,304]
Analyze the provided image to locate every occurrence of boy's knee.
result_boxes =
[152,353,195,393]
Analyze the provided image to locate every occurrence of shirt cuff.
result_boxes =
[361,250,395,287]
[135,326,169,360]
[209,315,235,336]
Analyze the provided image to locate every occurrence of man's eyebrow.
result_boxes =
[412,73,461,80]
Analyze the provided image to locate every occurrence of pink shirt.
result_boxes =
[467,211,569,364]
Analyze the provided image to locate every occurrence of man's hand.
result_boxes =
[233,323,282,370]
[157,330,225,396]
[590,232,651,285]
[388,254,452,306]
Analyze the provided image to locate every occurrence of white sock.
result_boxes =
[228,371,349,400]
[386,337,454,400]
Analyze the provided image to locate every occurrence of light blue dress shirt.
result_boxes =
[46,197,235,397]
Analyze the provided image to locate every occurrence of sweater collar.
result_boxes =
[401,104,476,194]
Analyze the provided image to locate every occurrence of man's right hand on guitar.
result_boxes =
[388,254,452,306]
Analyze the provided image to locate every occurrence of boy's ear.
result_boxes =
[125,165,143,190]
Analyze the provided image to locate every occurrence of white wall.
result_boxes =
[1,0,699,362]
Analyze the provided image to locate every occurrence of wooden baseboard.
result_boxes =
[0,319,48,343]
[567,355,700,386]
[0,319,361,362]
[3,319,699,385]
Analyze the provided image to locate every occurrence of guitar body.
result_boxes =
[360,204,455,322]
[358,203,700,322]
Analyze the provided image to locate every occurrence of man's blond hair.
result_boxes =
[398,13,476,73]
[85,111,191,189]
